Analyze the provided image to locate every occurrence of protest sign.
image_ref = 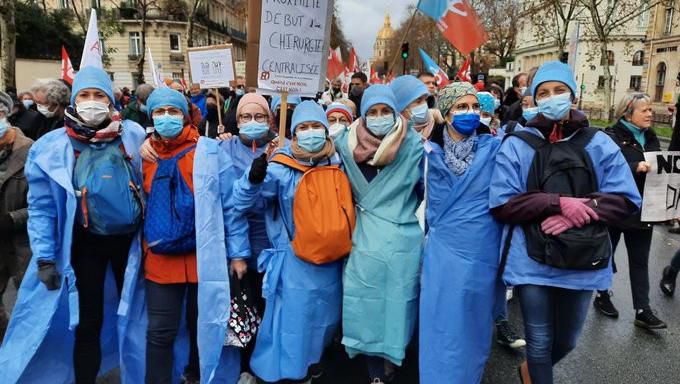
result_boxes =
[641,151,680,222]
[235,61,246,78]
[257,0,333,96]
[187,44,236,89]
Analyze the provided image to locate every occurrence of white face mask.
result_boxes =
[76,100,110,126]
[480,116,492,127]
[328,122,347,138]
[37,103,55,118]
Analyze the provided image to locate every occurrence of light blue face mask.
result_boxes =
[366,114,395,136]
[153,114,184,138]
[22,100,34,110]
[139,103,148,113]
[235,89,245,97]
[410,103,429,124]
[296,128,327,152]
[537,93,572,121]
[0,118,8,138]
[522,107,539,122]
[240,120,269,140]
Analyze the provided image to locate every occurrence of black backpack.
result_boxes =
[499,127,611,273]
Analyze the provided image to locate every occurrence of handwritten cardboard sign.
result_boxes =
[187,44,236,89]
[641,151,680,222]
[257,0,333,96]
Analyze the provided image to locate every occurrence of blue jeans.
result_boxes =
[493,278,508,322]
[516,285,592,384]
[671,249,680,271]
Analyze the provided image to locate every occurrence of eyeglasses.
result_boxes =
[451,103,480,114]
[625,93,649,113]
[151,107,184,117]
[239,113,268,123]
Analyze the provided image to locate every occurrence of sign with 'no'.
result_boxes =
[641,151,680,222]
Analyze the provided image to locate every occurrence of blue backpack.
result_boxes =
[144,145,197,254]
[72,138,144,235]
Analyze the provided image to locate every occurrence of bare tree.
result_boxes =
[0,0,16,89]
[477,0,521,66]
[186,0,203,48]
[330,3,350,60]
[579,0,662,118]
[527,0,583,55]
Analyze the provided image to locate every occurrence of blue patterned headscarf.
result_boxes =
[437,82,477,118]
[476,92,495,115]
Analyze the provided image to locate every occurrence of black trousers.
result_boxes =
[70,226,133,384]
[608,227,653,311]
[145,280,199,384]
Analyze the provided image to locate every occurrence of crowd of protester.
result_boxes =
[0,60,678,384]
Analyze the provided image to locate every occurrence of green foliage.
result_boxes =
[15,3,123,68]
[15,2,84,63]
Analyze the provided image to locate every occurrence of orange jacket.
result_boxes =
[189,100,203,127]
[142,125,200,284]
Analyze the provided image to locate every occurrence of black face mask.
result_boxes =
[206,106,218,121]
[332,87,342,94]
[350,86,363,97]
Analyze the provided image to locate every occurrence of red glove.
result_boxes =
[541,215,574,236]
[559,197,599,227]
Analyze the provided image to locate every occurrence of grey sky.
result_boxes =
[336,0,417,62]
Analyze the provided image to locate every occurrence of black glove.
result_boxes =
[0,213,13,233]
[248,153,268,184]
[37,261,61,290]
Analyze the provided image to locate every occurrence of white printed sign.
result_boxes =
[257,0,333,96]
[641,151,680,222]
[187,44,235,89]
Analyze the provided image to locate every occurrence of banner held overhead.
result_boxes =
[257,0,333,96]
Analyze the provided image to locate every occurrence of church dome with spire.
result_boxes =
[377,13,395,40]
[372,12,396,64]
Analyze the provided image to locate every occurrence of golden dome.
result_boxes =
[377,12,395,40]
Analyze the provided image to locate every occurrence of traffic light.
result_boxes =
[401,43,410,60]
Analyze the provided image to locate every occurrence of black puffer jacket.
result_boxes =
[605,119,661,226]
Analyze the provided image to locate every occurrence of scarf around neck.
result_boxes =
[620,118,647,148]
[64,106,122,143]
[443,126,476,176]
[290,137,336,164]
[349,115,407,167]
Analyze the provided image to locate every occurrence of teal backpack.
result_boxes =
[72,138,144,235]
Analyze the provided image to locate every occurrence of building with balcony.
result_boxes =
[641,0,680,117]
[46,0,247,89]
[508,0,649,117]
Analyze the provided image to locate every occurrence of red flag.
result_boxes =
[370,67,381,84]
[421,0,487,55]
[455,57,471,83]
[327,48,345,80]
[61,46,75,85]
[348,48,359,73]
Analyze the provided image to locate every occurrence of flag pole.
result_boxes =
[278,91,288,148]
[389,0,421,75]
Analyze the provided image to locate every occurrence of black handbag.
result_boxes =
[224,272,261,348]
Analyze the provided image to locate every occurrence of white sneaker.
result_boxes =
[506,287,514,301]
[238,372,258,384]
